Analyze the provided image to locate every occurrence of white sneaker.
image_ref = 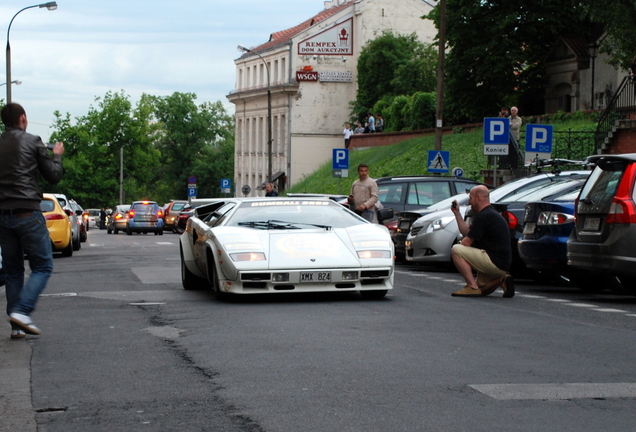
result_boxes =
[9,312,41,335]
[11,329,26,339]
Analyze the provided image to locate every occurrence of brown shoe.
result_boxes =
[502,274,515,298]
[452,286,483,297]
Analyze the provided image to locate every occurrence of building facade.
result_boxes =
[544,34,629,114]
[227,0,437,196]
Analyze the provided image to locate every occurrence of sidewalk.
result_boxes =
[0,288,37,432]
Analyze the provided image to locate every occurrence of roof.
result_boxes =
[238,1,354,56]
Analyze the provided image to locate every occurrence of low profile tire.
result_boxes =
[72,235,81,251]
[107,227,112,234]
[181,246,208,290]
[360,290,388,299]
[114,228,119,234]
[61,238,73,257]
[568,273,608,293]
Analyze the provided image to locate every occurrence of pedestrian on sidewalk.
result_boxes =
[0,103,65,338]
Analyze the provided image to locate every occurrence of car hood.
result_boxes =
[213,224,392,270]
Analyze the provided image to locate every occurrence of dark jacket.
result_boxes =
[0,127,63,210]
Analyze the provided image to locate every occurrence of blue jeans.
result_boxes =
[0,211,53,316]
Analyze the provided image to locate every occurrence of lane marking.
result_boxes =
[470,383,636,400]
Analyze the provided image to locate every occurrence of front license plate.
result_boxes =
[300,272,331,283]
[583,217,600,231]
[522,222,536,235]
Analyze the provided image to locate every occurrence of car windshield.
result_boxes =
[426,192,471,211]
[577,165,623,205]
[40,199,56,212]
[226,200,366,229]
[498,179,583,204]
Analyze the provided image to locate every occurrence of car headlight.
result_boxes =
[357,250,391,259]
[229,252,266,262]
[425,217,454,233]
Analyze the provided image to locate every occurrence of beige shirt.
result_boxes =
[510,115,522,141]
[350,177,379,210]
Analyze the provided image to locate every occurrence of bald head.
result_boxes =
[468,185,491,211]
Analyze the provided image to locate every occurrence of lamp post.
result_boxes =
[6,2,57,104]
[238,44,273,183]
[0,80,22,87]
[589,42,598,110]
[120,117,138,205]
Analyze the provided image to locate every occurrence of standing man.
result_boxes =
[348,163,379,222]
[0,103,64,337]
[343,123,354,149]
[366,112,376,133]
[449,185,514,297]
[509,106,522,142]
[265,183,278,197]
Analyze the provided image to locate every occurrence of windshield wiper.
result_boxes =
[269,220,332,230]
[237,220,299,230]
[237,220,331,230]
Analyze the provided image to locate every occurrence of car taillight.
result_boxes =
[501,210,517,229]
[45,214,65,220]
[128,210,135,218]
[538,211,575,225]
[385,219,399,232]
[606,198,636,224]
[157,210,163,217]
[115,213,123,220]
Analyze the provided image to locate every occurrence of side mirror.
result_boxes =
[377,208,394,224]
[64,209,72,217]
[75,209,83,216]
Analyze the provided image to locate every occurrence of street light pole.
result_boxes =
[0,80,22,87]
[119,146,124,205]
[6,2,57,103]
[238,44,273,182]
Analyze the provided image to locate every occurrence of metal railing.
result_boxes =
[595,75,636,150]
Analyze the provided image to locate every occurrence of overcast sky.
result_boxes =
[1,0,324,139]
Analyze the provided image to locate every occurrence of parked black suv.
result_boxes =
[567,153,636,295]
[375,175,486,214]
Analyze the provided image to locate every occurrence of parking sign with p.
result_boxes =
[483,118,510,144]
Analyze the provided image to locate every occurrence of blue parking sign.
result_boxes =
[526,124,553,154]
[333,148,348,169]
[221,178,231,189]
[483,118,510,144]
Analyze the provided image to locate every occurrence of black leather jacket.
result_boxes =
[0,127,63,210]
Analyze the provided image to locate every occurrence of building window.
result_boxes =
[274,59,279,84]
[281,58,286,82]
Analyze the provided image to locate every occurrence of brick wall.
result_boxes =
[348,123,482,148]
[610,129,636,154]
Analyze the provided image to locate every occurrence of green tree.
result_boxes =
[426,1,593,120]
[584,1,636,69]
[152,93,234,201]
[354,31,437,120]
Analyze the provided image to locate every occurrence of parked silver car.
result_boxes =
[404,171,590,268]
[53,193,81,251]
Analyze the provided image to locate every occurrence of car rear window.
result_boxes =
[40,199,55,212]
[172,203,186,211]
[407,181,451,206]
[578,166,623,206]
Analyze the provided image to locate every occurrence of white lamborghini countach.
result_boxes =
[179,197,394,298]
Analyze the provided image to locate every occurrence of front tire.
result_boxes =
[61,238,73,257]
[181,246,208,290]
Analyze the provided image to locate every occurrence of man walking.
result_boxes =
[0,103,64,337]
[449,185,514,297]
[348,163,379,223]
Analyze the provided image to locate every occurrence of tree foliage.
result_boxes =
[425,1,595,121]
[354,31,437,121]
[47,91,234,208]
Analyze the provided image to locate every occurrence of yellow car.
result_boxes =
[41,193,73,257]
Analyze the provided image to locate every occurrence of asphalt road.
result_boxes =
[2,228,636,432]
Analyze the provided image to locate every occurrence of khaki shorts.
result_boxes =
[452,244,507,287]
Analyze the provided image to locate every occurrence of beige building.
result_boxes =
[544,33,629,114]
[227,0,437,196]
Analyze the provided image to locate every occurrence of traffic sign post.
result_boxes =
[332,148,349,194]
[525,124,554,165]
[452,167,464,178]
[483,118,511,188]
[221,178,231,195]
[241,185,251,196]
[187,184,197,198]
[427,150,450,174]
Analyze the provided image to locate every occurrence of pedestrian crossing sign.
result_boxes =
[427,150,450,173]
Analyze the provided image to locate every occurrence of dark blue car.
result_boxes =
[517,189,579,282]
